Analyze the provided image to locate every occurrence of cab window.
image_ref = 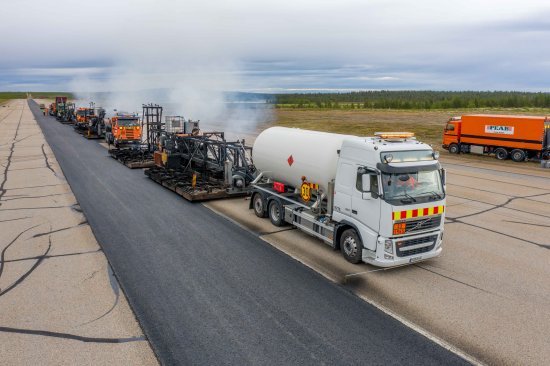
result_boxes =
[445,123,455,131]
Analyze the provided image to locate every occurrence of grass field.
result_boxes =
[273,107,550,149]
[0,92,73,105]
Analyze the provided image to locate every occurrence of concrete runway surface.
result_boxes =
[29,99,470,365]
[0,100,156,365]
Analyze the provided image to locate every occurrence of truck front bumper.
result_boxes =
[362,232,443,268]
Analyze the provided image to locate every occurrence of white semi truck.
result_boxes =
[250,127,446,267]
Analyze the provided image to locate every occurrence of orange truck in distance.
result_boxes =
[443,114,550,162]
[105,112,141,148]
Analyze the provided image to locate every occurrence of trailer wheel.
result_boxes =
[252,193,267,218]
[494,148,508,160]
[510,149,526,162]
[340,229,362,264]
[268,200,284,227]
[448,143,460,154]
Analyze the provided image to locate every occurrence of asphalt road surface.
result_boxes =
[29,100,469,366]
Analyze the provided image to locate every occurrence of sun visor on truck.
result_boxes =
[376,161,441,174]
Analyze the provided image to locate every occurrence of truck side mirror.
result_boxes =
[361,174,371,192]
[361,174,372,200]
[441,168,446,188]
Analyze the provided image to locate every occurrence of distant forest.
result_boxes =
[271,91,550,109]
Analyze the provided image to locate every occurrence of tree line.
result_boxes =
[271,91,550,109]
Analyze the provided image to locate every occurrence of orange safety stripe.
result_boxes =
[392,205,445,220]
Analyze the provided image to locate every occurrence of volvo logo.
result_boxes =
[408,218,431,232]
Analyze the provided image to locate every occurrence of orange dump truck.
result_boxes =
[105,112,141,147]
[443,114,550,162]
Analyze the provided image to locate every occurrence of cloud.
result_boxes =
[1,0,550,91]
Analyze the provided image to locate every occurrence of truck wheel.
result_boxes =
[542,150,550,160]
[340,229,362,264]
[510,149,526,162]
[494,148,508,160]
[252,193,267,218]
[268,200,284,227]
[448,143,459,154]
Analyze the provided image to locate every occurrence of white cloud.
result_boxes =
[1,0,550,91]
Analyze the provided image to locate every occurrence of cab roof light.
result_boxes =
[374,132,415,139]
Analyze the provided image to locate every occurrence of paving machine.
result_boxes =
[57,102,75,123]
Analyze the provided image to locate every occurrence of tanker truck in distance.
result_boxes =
[443,114,550,161]
[250,127,446,267]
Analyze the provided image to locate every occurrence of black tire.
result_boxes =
[448,143,460,154]
[340,229,363,264]
[268,200,284,227]
[510,149,526,162]
[252,193,267,218]
[494,147,508,160]
[542,150,550,160]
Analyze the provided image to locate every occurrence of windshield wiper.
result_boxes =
[426,191,442,200]
[404,191,417,202]
[393,192,417,203]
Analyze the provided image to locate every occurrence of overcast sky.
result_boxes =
[1,0,550,92]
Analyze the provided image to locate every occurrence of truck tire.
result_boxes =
[448,143,459,154]
[252,193,267,218]
[510,149,526,162]
[340,229,362,264]
[268,200,285,227]
[494,148,508,160]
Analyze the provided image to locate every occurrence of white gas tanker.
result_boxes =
[250,127,446,267]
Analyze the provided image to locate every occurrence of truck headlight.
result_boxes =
[384,239,393,254]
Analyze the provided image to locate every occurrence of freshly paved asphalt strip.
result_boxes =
[29,100,469,366]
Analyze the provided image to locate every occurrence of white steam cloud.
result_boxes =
[68,61,273,140]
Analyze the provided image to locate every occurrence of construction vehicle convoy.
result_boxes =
[39,98,550,267]
[41,99,451,267]
[443,114,550,161]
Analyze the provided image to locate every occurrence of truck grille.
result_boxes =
[396,234,438,257]
[403,216,442,233]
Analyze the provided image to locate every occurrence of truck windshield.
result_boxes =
[77,110,94,116]
[118,119,139,126]
[381,170,444,204]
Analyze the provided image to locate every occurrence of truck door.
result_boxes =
[333,161,354,217]
[351,166,381,250]
[443,121,459,146]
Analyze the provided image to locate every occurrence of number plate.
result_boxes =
[409,256,423,263]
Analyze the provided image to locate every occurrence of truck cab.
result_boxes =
[442,117,461,153]
[333,133,445,266]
